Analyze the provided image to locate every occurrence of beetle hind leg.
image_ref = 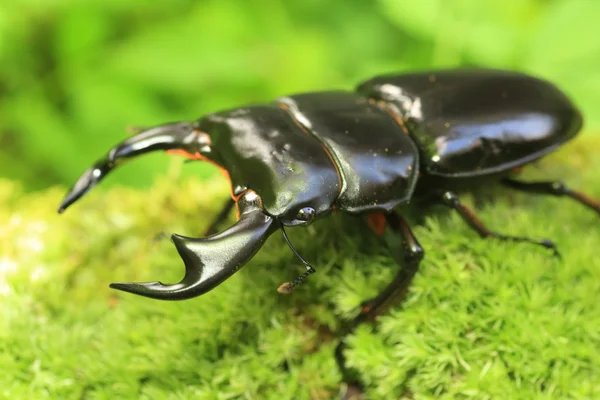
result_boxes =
[440,191,559,256]
[502,179,600,216]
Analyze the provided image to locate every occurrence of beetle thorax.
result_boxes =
[196,107,341,225]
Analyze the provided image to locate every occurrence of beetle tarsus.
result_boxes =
[502,179,600,216]
[440,191,559,255]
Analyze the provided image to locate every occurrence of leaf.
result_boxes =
[524,0,600,130]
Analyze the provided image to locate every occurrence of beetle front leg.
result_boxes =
[439,191,559,256]
[502,179,600,216]
[336,212,424,389]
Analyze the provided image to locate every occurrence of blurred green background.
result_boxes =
[1,0,599,192]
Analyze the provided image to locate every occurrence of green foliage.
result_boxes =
[1,0,600,190]
[2,138,600,399]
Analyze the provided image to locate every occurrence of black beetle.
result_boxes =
[58,68,598,380]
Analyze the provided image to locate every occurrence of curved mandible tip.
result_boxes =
[58,121,204,213]
[109,192,277,300]
[58,158,116,213]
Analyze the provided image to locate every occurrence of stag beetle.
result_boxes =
[58,68,599,377]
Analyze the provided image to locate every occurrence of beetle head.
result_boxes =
[58,121,322,300]
[185,111,341,229]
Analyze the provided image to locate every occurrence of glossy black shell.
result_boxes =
[277,92,418,213]
[358,69,582,177]
[197,69,582,220]
[197,93,419,220]
[197,106,341,220]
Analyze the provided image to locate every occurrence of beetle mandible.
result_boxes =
[58,68,598,372]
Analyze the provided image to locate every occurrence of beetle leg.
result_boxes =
[502,179,600,216]
[336,212,424,383]
[439,191,559,256]
[358,212,424,323]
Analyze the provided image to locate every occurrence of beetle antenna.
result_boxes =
[278,224,316,294]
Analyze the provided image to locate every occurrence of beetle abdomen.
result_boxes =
[358,69,583,177]
[277,91,419,213]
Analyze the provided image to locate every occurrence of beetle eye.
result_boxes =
[296,207,316,222]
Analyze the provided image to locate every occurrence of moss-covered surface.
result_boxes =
[2,137,600,399]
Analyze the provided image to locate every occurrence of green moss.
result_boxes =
[2,138,600,399]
